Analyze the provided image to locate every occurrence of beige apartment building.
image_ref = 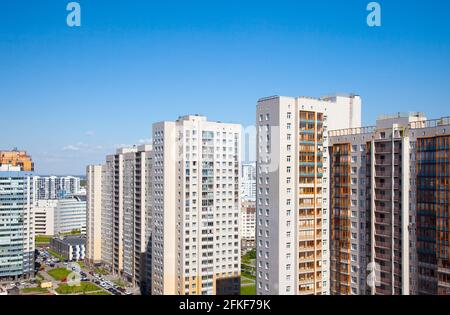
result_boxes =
[256,94,361,295]
[86,165,104,265]
[100,145,152,289]
[151,115,241,295]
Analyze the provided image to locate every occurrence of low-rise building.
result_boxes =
[50,235,86,261]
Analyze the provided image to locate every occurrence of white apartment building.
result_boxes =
[54,196,87,235]
[241,162,257,201]
[34,200,57,235]
[33,197,86,236]
[0,165,34,280]
[256,94,361,295]
[33,176,81,200]
[101,145,152,289]
[86,165,103,265]
[151,115,241,295]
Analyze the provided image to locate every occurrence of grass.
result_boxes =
[94,267,110,276]
[48,249,66,261]
[241,284,256,296]
[35,235,52,245]
[56,282,103,295]
[48,268,71,281]
[241,265,256,281]
[59,229,82,236]
[242,249,256,266]
[113,279,126,288]
[241,278,254,285]
[87,291,112,295]
[77,261,85,269]
[21,287,49,294]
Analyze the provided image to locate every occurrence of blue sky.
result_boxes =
[1,0,450,175]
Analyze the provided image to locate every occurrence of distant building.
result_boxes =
[54,196,86,235]
[241,201,256,253]
[0,161,35,280]
[33,176,81,200]
[33,196,86,236]
[241,162,256,201]
[50,235,86,261]
[0,149,34,171]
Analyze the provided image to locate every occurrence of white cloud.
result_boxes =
[62,145,81,151]
[85,130,95,136]
[138,138,152,144]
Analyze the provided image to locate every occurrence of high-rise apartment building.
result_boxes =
[101,145,152,289]
[409,116,450,295]
[33,176,81,200]
[151,115,241,295]
[0,160,34,280]
[256,94,361,295]
[242,162,257,201]
[328,113,450,295]
[86,165,104,265]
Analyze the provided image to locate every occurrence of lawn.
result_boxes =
[35,235,52,245]
[87,291,112,295]
[21,287,49,294]
[241,265,256,280]
[77,261,85,269]
[113,279,126,288]
[48,249,65,261]
[56,282,103,295]
[36,273,44,281]
[242,249,256,266]
[241,284,256,296]
[48,268,71,281]
[94,267,110,276]
[241,278,254,285]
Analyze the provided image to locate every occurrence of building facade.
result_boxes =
[151,115,241,295]
[86,165,103,265]
[50,235,86,261]
[34,200,57,235]
[241,162,257,201]
[0,150,34,172]
[53,196,86,235]
[241,201,256,253]
[33,176,81,200]
[328,113,450,295]
[256,94,361,295]
[0,164,34,280]
[100,145,153,290]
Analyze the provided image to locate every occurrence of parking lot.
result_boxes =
[1,247,137,295]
